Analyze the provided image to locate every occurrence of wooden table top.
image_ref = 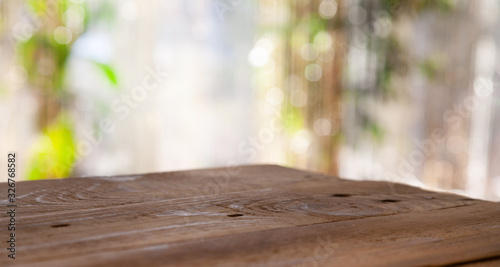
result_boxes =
[1,165,500,266]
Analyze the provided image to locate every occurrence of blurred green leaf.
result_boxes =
[367,123,385,143]
[418,58,440,80]
[307,15,327,38]
[92,61,119,87]
[26,113,77,180]
[418,0,455,13]
[27,0,47,15]
[282,106,304,135]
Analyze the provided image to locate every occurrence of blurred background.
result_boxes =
[1,0,499,201]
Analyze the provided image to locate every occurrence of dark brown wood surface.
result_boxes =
[1,165,499,266]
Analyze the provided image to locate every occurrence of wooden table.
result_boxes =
[1,165,500,266]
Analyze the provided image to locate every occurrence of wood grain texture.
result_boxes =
[1,165,499,266]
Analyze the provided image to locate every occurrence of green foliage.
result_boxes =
[380,0,402,16]
[27,0,49,15]
[419,58,440,80]
[307,15,327,39]
[282,106,305,135]
[381,0,455,16]
[378,65,393,95]
[417,0,455,13]
[19,0,88,179]
[92,61,119,87]
[27,113,76,180]
[377,37,406,98]
[16,37,37,84]
[367,122,385,143]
